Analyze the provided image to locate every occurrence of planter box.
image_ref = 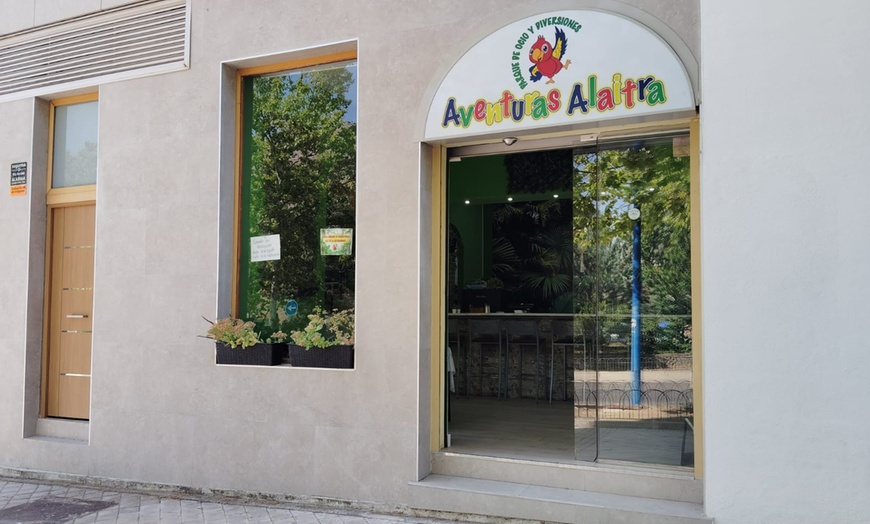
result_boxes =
[288,344,354,369]
[215,342,286,366]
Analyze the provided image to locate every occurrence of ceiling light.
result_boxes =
[553,194,559,198]
[507,197,513,202]
[464,200,470,204]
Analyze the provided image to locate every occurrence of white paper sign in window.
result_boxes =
[250,234,280,262]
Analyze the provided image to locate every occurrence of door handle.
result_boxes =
[65,314,89,318]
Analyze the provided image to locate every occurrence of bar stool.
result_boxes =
[503,319,541,400]
[467,319,504,398]
[550,319,575,403]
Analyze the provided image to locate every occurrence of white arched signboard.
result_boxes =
[424,10,695,140]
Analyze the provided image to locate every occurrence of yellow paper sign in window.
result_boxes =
[320,228,353,256]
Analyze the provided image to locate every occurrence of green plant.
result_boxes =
[203,317,286,348]
[290,307,354,349]
[265,330,287,344]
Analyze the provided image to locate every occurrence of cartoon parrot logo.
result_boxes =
[528,27,571,84]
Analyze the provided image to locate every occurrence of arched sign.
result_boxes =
[424,10,695,140]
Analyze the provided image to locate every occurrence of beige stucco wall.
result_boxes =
[0,0,700,507]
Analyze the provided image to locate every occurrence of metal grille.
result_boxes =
[0,0,188,100]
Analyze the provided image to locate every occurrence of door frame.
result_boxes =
[40,92,98,419]
[427,117,704,477]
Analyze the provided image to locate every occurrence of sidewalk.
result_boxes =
[0,477,488,524]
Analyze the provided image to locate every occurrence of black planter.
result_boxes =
[215,342,286,366]
[288,344,354,369]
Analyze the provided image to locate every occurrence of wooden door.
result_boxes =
[46,204,95,419]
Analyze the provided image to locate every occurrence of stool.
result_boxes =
[504,319,541,400]
[467,319,504,398]
[550,319,578,403]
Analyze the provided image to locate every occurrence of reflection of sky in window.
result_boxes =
[271,61,357,123]
[344,64,357,123]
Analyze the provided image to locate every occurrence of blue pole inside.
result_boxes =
[631,213,642,406]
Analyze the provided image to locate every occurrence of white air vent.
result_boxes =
[0,0,189,102]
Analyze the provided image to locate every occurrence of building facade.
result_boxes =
[0,1,867,523]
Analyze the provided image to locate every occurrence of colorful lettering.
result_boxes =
[523,91,540,116]
[612,74,623,106]
[510,100,525,122]
[646,80,666,105]
[443,73,669,128]
[567,83,590,115]
[531,96,549,119]
[499,91,514,118]
[442,98,460,127]
[621,79,638,109]
[486,101,503,125]
[474,100,486,121]
[588,75,597,108]
[597,88,615,111]
[547,89,561,111]
[458,105,474,127]
[638,76,654,102]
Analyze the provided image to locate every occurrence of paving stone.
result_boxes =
[0,478,474,524]
[290,510,321,524]
[315,513,344,523]
[339,517,372,524]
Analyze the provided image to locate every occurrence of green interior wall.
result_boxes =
[447,153,562,286]
[448,155,506,284]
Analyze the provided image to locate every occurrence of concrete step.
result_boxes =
[432,451,703,504]
[409,474,711,524]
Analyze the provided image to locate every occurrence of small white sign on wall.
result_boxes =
[250,234,280,262]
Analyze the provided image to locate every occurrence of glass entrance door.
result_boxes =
[572,136,693,466]
[445,133,692,468]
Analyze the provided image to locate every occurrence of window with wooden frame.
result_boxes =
[47,93,98,204]
[234,53,357,353]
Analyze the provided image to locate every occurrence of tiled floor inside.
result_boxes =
[447,396,694,468]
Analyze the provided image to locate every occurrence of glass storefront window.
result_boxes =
[238,61,357,339]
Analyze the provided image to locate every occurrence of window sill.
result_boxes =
[215,362,355,371]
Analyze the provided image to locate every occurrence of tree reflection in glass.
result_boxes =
[239,62,357,335]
